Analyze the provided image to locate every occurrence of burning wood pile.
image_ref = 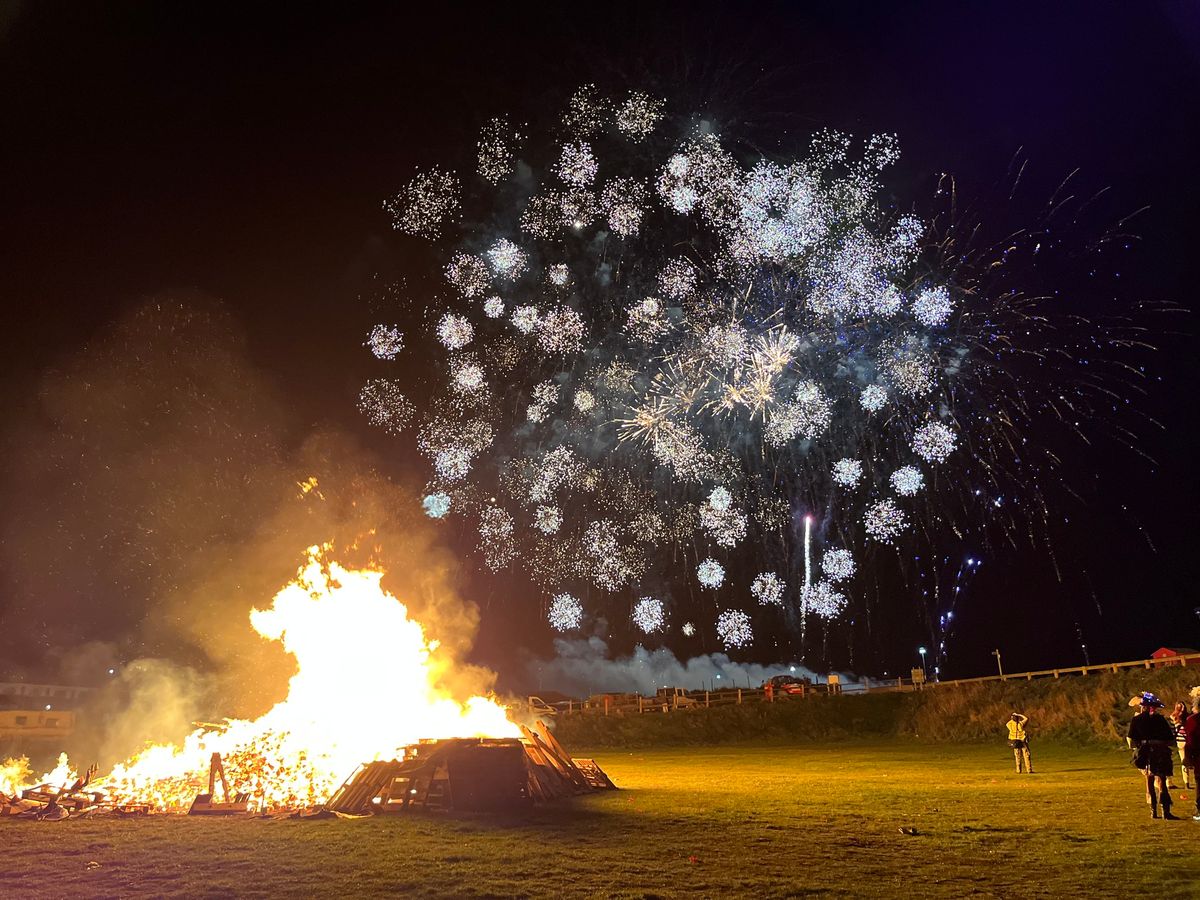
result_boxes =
[326,722,615,815]
[2,551,614,821]
[2,723,612,820]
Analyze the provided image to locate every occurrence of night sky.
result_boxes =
[1,2,1197,690]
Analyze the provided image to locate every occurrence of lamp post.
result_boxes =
[992,648,1004,680]
[918,647,928,680]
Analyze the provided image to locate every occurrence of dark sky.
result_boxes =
[0,2,1197,682]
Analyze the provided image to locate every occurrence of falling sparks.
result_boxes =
[615,91,665,140]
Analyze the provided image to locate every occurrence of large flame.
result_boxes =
[3,547,519,810]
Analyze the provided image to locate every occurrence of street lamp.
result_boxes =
[991,648,1004,680]
[918,647,927,679]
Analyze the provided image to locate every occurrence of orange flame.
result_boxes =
[9,547,518,811]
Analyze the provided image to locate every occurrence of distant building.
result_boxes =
[1151,647,1200,667]
[0,682,94,747]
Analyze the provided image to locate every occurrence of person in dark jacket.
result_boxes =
[1128,693,1178,819]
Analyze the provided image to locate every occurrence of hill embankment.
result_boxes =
[553,666,1200,747]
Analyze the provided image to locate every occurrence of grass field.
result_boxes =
[4,741,1199,898]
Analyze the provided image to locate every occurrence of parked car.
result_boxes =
[764,674,812,695]
[526,696,558,718]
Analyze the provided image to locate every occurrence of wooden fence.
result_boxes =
[555,651,1200,716]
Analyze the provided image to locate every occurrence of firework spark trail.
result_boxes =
[365,84,1155,656]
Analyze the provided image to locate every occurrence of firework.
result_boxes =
[751,572,786,606]
[890,465,924,496]
[913,421,957,463]
[632,597,666,634]
[681,621,696,637]
[821,549,856,582]
[831,458,864,488]
[383,167,459,238]
[357,379,414,435]
[864,498,907,543]
[436,313,474,350]
[365,324,404,360]
[422,492,451,519]
[548,593,583,631]
[802,580,847,619]
[615,90,665,140]
[715,609,753,649]
[477,116,522,184]
[366,84,1152,657]
[697,558,725,589]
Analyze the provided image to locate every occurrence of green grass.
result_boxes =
[4,742,1199,898]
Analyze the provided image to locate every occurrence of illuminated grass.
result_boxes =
[3,743,1198,897]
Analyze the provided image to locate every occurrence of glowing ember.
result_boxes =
[5,547,518,812]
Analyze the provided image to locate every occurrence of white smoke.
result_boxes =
[526,637,856,696]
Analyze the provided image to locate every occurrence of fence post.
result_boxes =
[737,689,742,705]
[1053,670,1059,679]
[604,695,609,717]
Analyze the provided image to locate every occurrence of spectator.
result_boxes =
[1128,693,1178,819]
[1169,702,1191,790]
[1006,712,1033,774]
[1185,692,1200,822]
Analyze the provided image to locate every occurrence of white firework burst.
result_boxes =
[750,572,786,606]
[715,609,753,649]
[832,458,863,488]
[821,548,856,582]
[511,305,540,334]
[358,379,414,435]
[912,285,954,327]
[365,324,404,360]
[632,596,666,634]
[483,296,505,318]
[913,421,957,463]
[859,384,888,413]
[383,167,459,238]
[802,580,847,619]
[547,593,583,631]
[534,505,562,534]
[681,621,696,637]
[890,465,924,496]
[555,141,599,186]
[486,238,528,279]
[864,498,907,543]
[615,91,665,140]
[444,253,490,297]
[573,390,595,413]
[697,558,725,589]
[436,313,474,350]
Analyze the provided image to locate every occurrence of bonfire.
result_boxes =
[2,547,611,818]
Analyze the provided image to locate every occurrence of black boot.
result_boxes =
[1163,792,1179,820]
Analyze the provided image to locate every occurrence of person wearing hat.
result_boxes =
[1128,692,1179,819]
[1005,712,1033,774]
